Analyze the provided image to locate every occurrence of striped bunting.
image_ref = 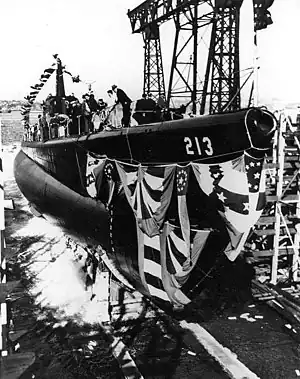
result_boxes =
[192,153,266,261]
[165,224,187,275]
[137,221,210,306]
[116,161,176,237]
[137,227,170,303]
[163,222,211,287]
[85,153,106,198]
[87,151,267,304]
[176,165,190,261]
[143,233,170,302]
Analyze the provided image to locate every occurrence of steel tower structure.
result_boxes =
[128,0,243,114]
[200,1,243,114]
[143,24,165,101]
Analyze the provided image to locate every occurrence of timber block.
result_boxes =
[0,281,21,303]
[8,329,29,343]
[0,352,35,379]
[4,199,14,210]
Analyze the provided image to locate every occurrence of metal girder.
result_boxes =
[167,6,214,113]
[128,0,243,114]
[143,25,166,100]
[206,6,241,114]
[128,0,212,34]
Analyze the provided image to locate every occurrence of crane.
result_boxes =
[127,0,274,115]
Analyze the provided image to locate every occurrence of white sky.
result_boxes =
[0,0,299,108]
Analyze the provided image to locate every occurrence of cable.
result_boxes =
[125,127,134,163]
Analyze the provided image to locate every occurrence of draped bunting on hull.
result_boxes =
[85,151,266,306]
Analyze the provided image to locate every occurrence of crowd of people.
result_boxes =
[24,85,187,142]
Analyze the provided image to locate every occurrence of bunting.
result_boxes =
[176,165,191,261]
[85,153,106,198]
[63,69,81,83]
[160,222,211,304]
[21,58,57,125]
[103,160,119,206]
[135,221,211,305]
[115,161,176,237]
[192,153,266,260]
[44,68,55,75]
[87,150,266,306]
[21,55,81,127]
[137,229,170,303]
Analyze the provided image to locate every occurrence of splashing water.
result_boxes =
[4,145,109,327]
[14,215,109,325]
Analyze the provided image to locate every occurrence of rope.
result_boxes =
[125,127,134,163]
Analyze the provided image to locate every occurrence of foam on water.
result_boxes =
[4,146,109,326]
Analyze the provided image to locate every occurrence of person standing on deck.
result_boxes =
[81,94,92,133]
[106,89,120,128]
[88,93,100,132]
[88,93,99,113]
[112,84,132,128]
[70,100,82,135]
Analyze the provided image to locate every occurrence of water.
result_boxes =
[1,110,41,122]
[4,145,119,378]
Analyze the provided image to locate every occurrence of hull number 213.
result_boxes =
[184,136,213,156]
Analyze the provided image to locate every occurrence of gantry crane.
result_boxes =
[128,0,243,114]
[128,0,274,115]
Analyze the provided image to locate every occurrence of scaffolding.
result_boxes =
[248,111,300,285]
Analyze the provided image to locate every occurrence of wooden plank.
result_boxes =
[256,216,294,225]
[269,283,300,309]
[281,175,300,181]
[264,162,300,169]
[266,194,299,202]
[284,156,300,162]
[253,228,296,236]
[8,329,29,343]
[264,163,279,169]
[0,352,35,379]
[252,248,295,257]
[283,131,300,137]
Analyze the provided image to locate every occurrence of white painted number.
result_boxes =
[194,137,202,155]
[184,137,194,155]
[184,136,214,156]
[202,137,213,156]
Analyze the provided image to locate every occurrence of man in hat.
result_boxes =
[81,93,92,133]
[112,84,132,128]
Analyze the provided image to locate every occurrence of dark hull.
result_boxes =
[14,109,275,306]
